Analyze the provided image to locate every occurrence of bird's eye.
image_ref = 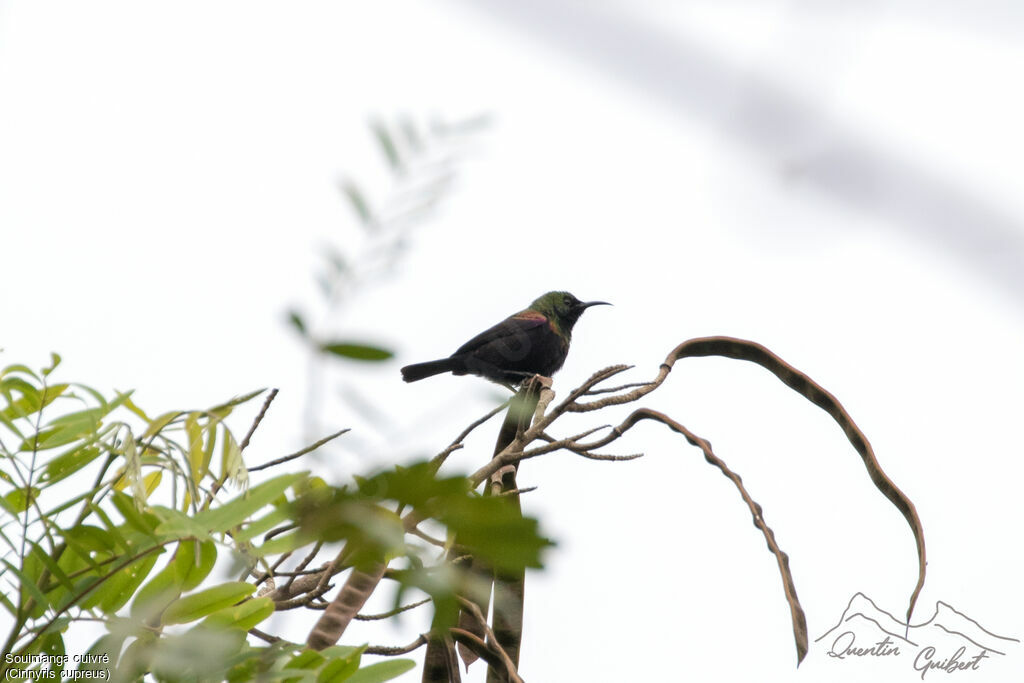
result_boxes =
[563,295,573,307]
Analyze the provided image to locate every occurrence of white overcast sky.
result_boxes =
[1,1,1023,681]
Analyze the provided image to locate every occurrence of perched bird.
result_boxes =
[401,291,610,385]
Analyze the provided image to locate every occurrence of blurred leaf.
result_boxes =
[441,496,553,572]
[398,116,422,153]
[296,496,405,564]
[319,342,394,362]
[287,309,308,338]
[252,530,306,558]
[148,628,246,681]
[161,581,256,625]
[369,118,402,170]
[347,660,416,683]
[360,462,470,510]
[341,180,373,226]
[84,632,129,671]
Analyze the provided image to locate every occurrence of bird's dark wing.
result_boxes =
[453,310,549,356]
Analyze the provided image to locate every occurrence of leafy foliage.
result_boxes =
[0,354,545,681]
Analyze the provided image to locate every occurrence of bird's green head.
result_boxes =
[530,291,611,335]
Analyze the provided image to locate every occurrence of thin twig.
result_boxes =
[449,628,524,683]
[240,389,277,452]
[431,402,509,469]
[354,597,431,621]
[456,595,523,681]
[249,428,351,472]
[407,525,448,548]
[284,541,324,593]
[495,486,537,497]
[248,627,280,644]
[364,634,430,656]
[272,582,334,610]
[583,380,655,395]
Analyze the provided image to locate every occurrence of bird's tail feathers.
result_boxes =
[400,358,458,382]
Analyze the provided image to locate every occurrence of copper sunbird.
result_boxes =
[401,291,610,385]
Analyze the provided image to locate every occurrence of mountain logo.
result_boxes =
[816,593,1019,678]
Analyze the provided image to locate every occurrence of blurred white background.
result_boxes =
[1,1,1022,680]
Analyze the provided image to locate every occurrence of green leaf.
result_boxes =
[220,426,247,488]
[233,504,289,543]
[42,353,62,377]
[41,444,103,485]
[152,506,213,542]
[142,470,162,498]
[3,557,49,610]
[86,502,131,553]
[131,561,182,620]
[252,530,306,558]
[185,412,204,482]
[200,596,274,631]
[29,541,74,595]
[24,410,102,451]
[0,382,67,421]
[174,539,218,591]
[193,472,305,533]
[286,650,326,671]
[85,632,129,671]
[2,363,40,381]
[208,388,265,415]
[62,524,116,554]
[161,581,256,625]
[316,647,361,683]
[142,410,181,439]
[111,491,159,536]
[4,486,39,513]
[89,551,162,613]
[121,393,150,421]
[346,659,416,683]
[319,342,394,362]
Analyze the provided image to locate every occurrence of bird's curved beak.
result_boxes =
[580,300,612,309]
